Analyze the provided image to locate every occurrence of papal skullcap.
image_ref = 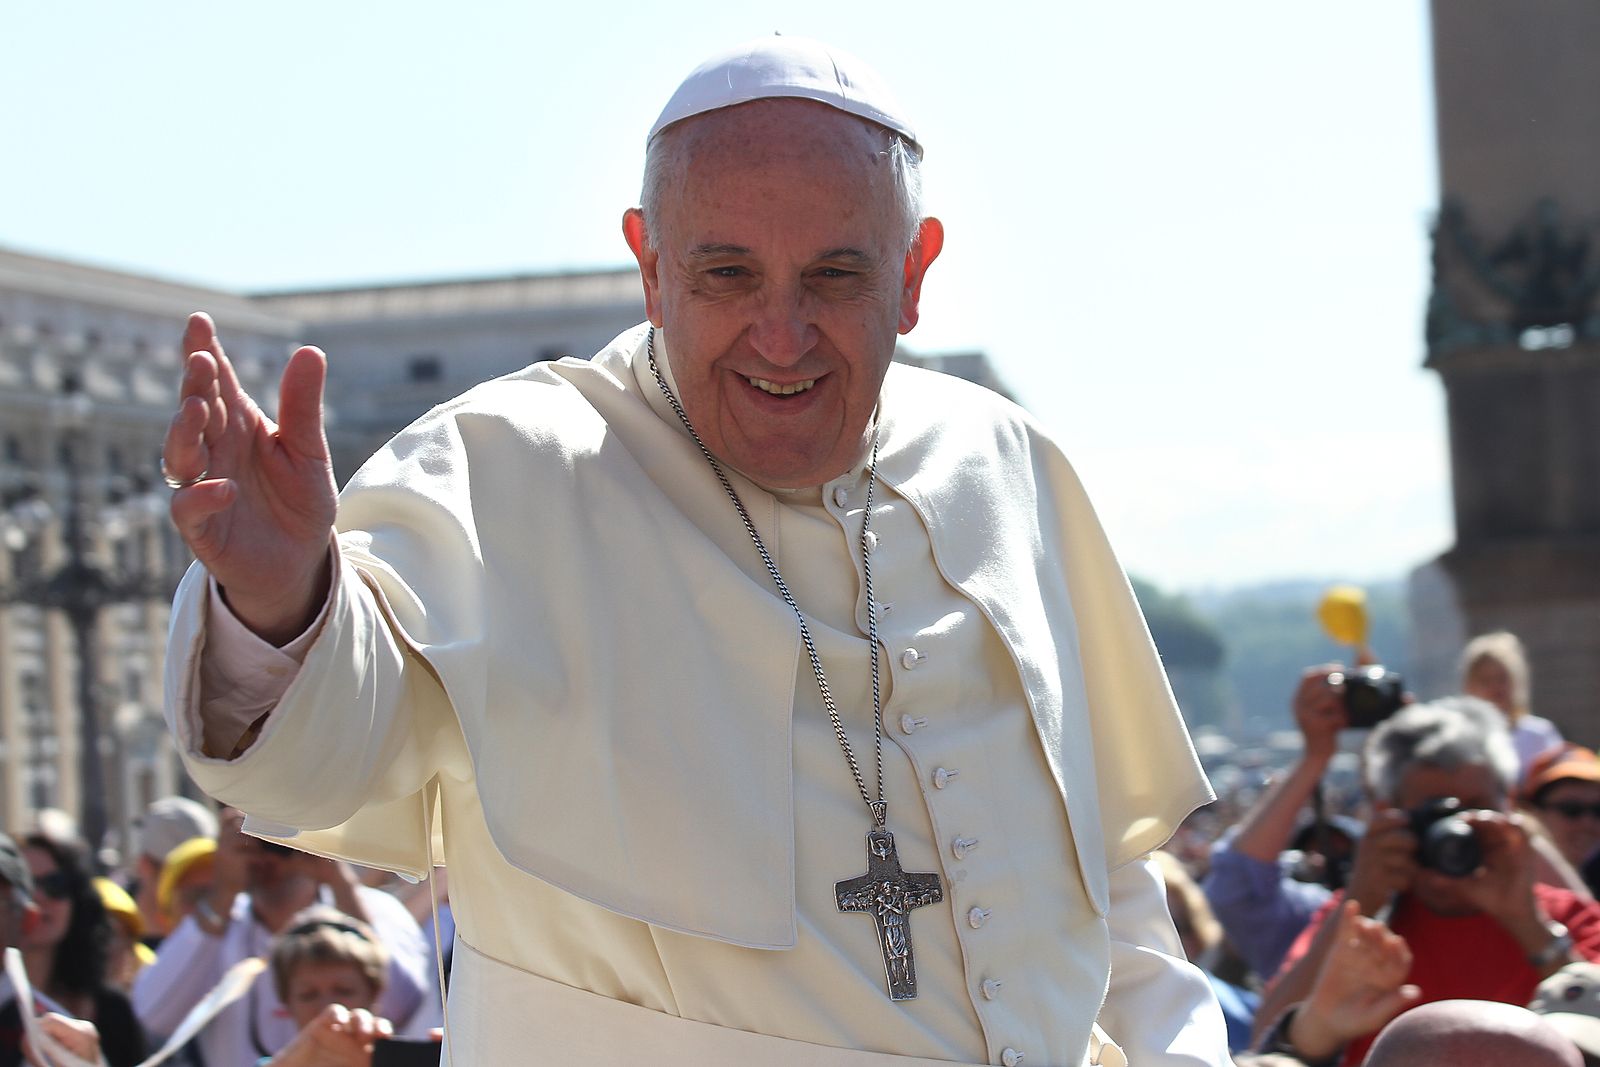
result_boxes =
[648,36,922,158]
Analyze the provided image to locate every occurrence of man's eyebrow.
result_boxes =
[684,244,879,265]
[817,248,875,265]
[687,243,751,261]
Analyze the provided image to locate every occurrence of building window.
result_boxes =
[407,355,443,383]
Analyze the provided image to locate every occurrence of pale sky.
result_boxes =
[4,1,1447,592]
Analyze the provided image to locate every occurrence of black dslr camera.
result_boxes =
[1409,796,1483,878]
[1336,665,1405,729]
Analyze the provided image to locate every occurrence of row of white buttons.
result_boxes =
[835,483,1021,1067]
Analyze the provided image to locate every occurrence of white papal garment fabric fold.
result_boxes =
[166,323,1228,1066]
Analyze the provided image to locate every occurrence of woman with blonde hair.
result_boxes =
[1459,630,1563,778]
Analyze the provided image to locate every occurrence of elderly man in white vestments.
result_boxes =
[159,36,1230,1067]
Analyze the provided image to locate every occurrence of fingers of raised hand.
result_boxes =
[165,354,220,476]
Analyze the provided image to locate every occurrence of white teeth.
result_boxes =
[747,376,816,396]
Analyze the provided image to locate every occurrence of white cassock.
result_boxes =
[165,324,1229,1067]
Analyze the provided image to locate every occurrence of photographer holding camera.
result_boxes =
[1253,697,1600,1066]
[1203,665,1367,981]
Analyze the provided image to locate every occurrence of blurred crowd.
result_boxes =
[0,796,449,1067]
[1165,628,1600,1066]
[0,628,1596,1066]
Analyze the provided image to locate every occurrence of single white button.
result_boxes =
[952,836,979,860]
[863,530,879,553]
[981,977,1004,1001]
[933,767,959,789]
[878,601,893,616]
[967,906,991,929]
[833,486,850,507]
[1001,1048,1024,1066]
[899,714,928,735]
[901,648,921,669]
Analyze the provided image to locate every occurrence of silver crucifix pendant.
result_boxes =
[835,827,944,1000]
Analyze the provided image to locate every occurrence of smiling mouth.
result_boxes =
[747,376,817,396]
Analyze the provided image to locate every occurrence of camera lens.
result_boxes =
[1419,815,1481,877]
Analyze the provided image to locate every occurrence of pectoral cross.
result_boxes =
[835,827,943,1001]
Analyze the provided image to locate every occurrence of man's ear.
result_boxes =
[623,209,665,328]
[898,217,945,334]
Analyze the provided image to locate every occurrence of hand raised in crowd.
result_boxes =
[198,805,256,931]
[1344,808,1419,916]
[163,312,338,644]
[1292,665,1350,765]
[269,1003,392,1067]
[1284,899,1422,1062]
[23,1012,102,1067]
[293,852,372,926]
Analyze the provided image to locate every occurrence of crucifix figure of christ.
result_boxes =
[835,827,944,1001]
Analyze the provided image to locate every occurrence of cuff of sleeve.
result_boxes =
[193,548,339,757]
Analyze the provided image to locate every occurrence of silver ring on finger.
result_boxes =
[161,457,209,491]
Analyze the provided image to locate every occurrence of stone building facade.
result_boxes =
[0,247,297,854]
[1409,0,1600,745]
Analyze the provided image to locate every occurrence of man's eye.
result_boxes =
[707,266,746,278]
[818,268,857,279]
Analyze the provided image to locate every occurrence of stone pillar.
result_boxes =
[1414,0,1600,745]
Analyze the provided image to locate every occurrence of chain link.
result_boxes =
[647,329,886,824]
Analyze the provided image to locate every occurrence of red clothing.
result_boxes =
[1276,884,1600,1065]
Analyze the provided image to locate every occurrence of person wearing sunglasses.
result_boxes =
[17,834,146,1067]
[1524,745,1600,898]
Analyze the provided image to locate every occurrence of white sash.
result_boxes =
[444,937,1125,1067]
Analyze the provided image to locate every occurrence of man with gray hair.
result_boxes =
[1255,697,1600,1065]
[157,36,1227,1065]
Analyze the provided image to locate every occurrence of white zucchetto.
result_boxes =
[648,35,923,158]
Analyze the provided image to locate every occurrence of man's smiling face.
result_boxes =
[625,98,940,488]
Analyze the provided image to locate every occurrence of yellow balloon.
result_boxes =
[1318,585,1368,646]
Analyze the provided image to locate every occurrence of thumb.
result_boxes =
[276,346,330,460]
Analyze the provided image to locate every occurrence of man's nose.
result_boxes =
[747,293,817,367]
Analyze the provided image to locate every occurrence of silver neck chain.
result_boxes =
[647,328,888,826]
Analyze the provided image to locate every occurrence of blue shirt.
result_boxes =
[1202,829,1331,980]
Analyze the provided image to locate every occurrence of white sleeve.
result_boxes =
[1095,856,1232,1067]
[130,904,234,1038]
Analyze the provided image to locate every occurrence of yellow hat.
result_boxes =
[157,836,217,919]
[94,877,144,940]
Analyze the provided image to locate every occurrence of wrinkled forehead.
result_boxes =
[676,98,896,169]
[652,100,906,246]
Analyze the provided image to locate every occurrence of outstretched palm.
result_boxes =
[163,312,338,643]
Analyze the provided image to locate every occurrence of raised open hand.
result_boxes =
[1288,898,1422,1059]
[163,312,338,643]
